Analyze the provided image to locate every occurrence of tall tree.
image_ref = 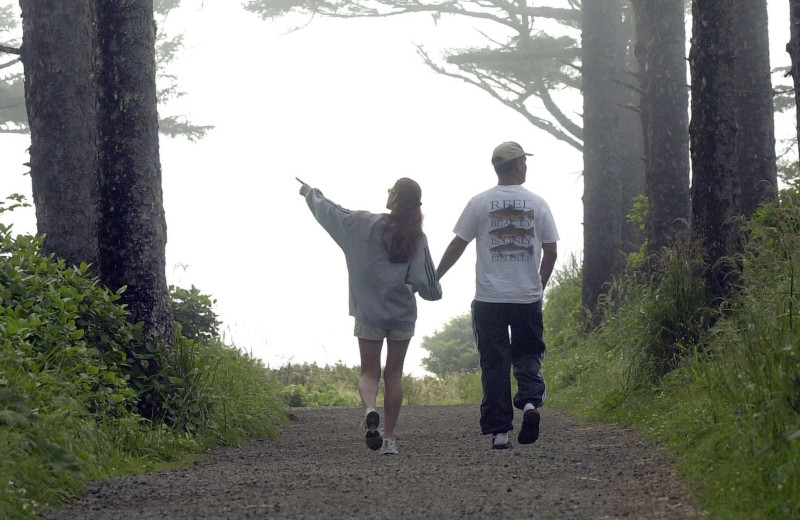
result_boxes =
[97,0,174,347]
[630,0,690,256]
[734,0,777,217]
[788,0,800,160]
[420,313,478,377]
[17,0,174,352]
[689,0,740,301]
[616,5,646,260]
[581,0,633,319]
[18,0,100,267]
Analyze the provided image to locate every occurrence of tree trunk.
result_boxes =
[690,0,740,301]
[734,0,777,217]
[581,0,627,320]
[618,4,646,258]
[97,0,174,349]
[18,0,99,267]
[631,0,690,256]
[789,0,800,158]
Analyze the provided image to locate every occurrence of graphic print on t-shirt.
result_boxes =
[488,200,535,262]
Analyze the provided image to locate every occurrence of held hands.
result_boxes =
[296,177,310,196]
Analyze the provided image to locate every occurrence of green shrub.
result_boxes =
[0,198,136,421]
[0,195,285,519]
[170,285,220,343]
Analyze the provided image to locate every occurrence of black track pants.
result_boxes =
[472,300,546,435]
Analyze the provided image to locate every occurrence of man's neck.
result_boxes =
[497,176,523,186]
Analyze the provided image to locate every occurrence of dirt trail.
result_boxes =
[45,405,700,519]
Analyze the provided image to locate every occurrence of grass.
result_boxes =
[0,338,287,520]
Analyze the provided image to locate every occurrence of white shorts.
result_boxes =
[354,318,414,341]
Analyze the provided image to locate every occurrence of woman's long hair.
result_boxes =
[383,178,423,263]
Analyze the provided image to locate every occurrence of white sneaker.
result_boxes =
[380,437,398,455]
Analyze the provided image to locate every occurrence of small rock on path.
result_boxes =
[45,405,699,519]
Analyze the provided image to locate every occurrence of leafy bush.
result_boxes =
[0,196,136,421]
[170,284,220,343]
[0,195,285,519]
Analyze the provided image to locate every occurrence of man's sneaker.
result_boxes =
[380,437,398,455]
[518,408,541,444]
[365,409,382,451]
[492,434,510,450]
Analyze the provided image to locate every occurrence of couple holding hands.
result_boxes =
[297,141,559,455]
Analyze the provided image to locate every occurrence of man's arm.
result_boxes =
[540,242,558,290]
[436,236,469,280]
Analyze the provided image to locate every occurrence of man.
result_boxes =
[437,141,558,449]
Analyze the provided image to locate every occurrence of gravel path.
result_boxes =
[45,405,700,519]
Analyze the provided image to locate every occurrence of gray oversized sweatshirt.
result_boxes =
[305,188,442,331]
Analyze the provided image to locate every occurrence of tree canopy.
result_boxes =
[420,313,478,377]
[245,0,584,150]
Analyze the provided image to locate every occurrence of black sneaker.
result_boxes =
[365,409,382,451]
[518,408,541,444]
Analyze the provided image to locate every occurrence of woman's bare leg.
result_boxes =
[358,339,383,411]
[382,338,410,438]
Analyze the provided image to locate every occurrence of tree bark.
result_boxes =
[690,0,741,302]
[581,0,628,320]
[734,0,777,217]
[97,0,174,348]
[631,0,690,257]
[18,0,99,267]
[618,5,646,258]
[789,0,800,159]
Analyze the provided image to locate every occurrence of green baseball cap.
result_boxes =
[491,141,533,166]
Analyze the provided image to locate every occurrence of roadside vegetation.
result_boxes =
[543,194,800,519]
[0,196,285,520]
[273,362,481,407]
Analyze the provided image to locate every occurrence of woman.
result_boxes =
[298,177,442,455]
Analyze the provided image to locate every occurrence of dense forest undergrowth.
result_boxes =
[1,191,799,519]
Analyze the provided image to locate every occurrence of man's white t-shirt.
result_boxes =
[453,184,559,304]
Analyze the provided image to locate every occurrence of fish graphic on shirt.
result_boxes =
[489,207,535,222]
[490,243,534,255]
[489,224,535,240]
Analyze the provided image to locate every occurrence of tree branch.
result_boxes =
[613,77,644,96]
[299,0,579,25]
[325,4,518,29]
[535,80,583,140]
[420,47,583,151]
[0,44,20,55]
[0,58,20,70]
[446,46,581,65]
